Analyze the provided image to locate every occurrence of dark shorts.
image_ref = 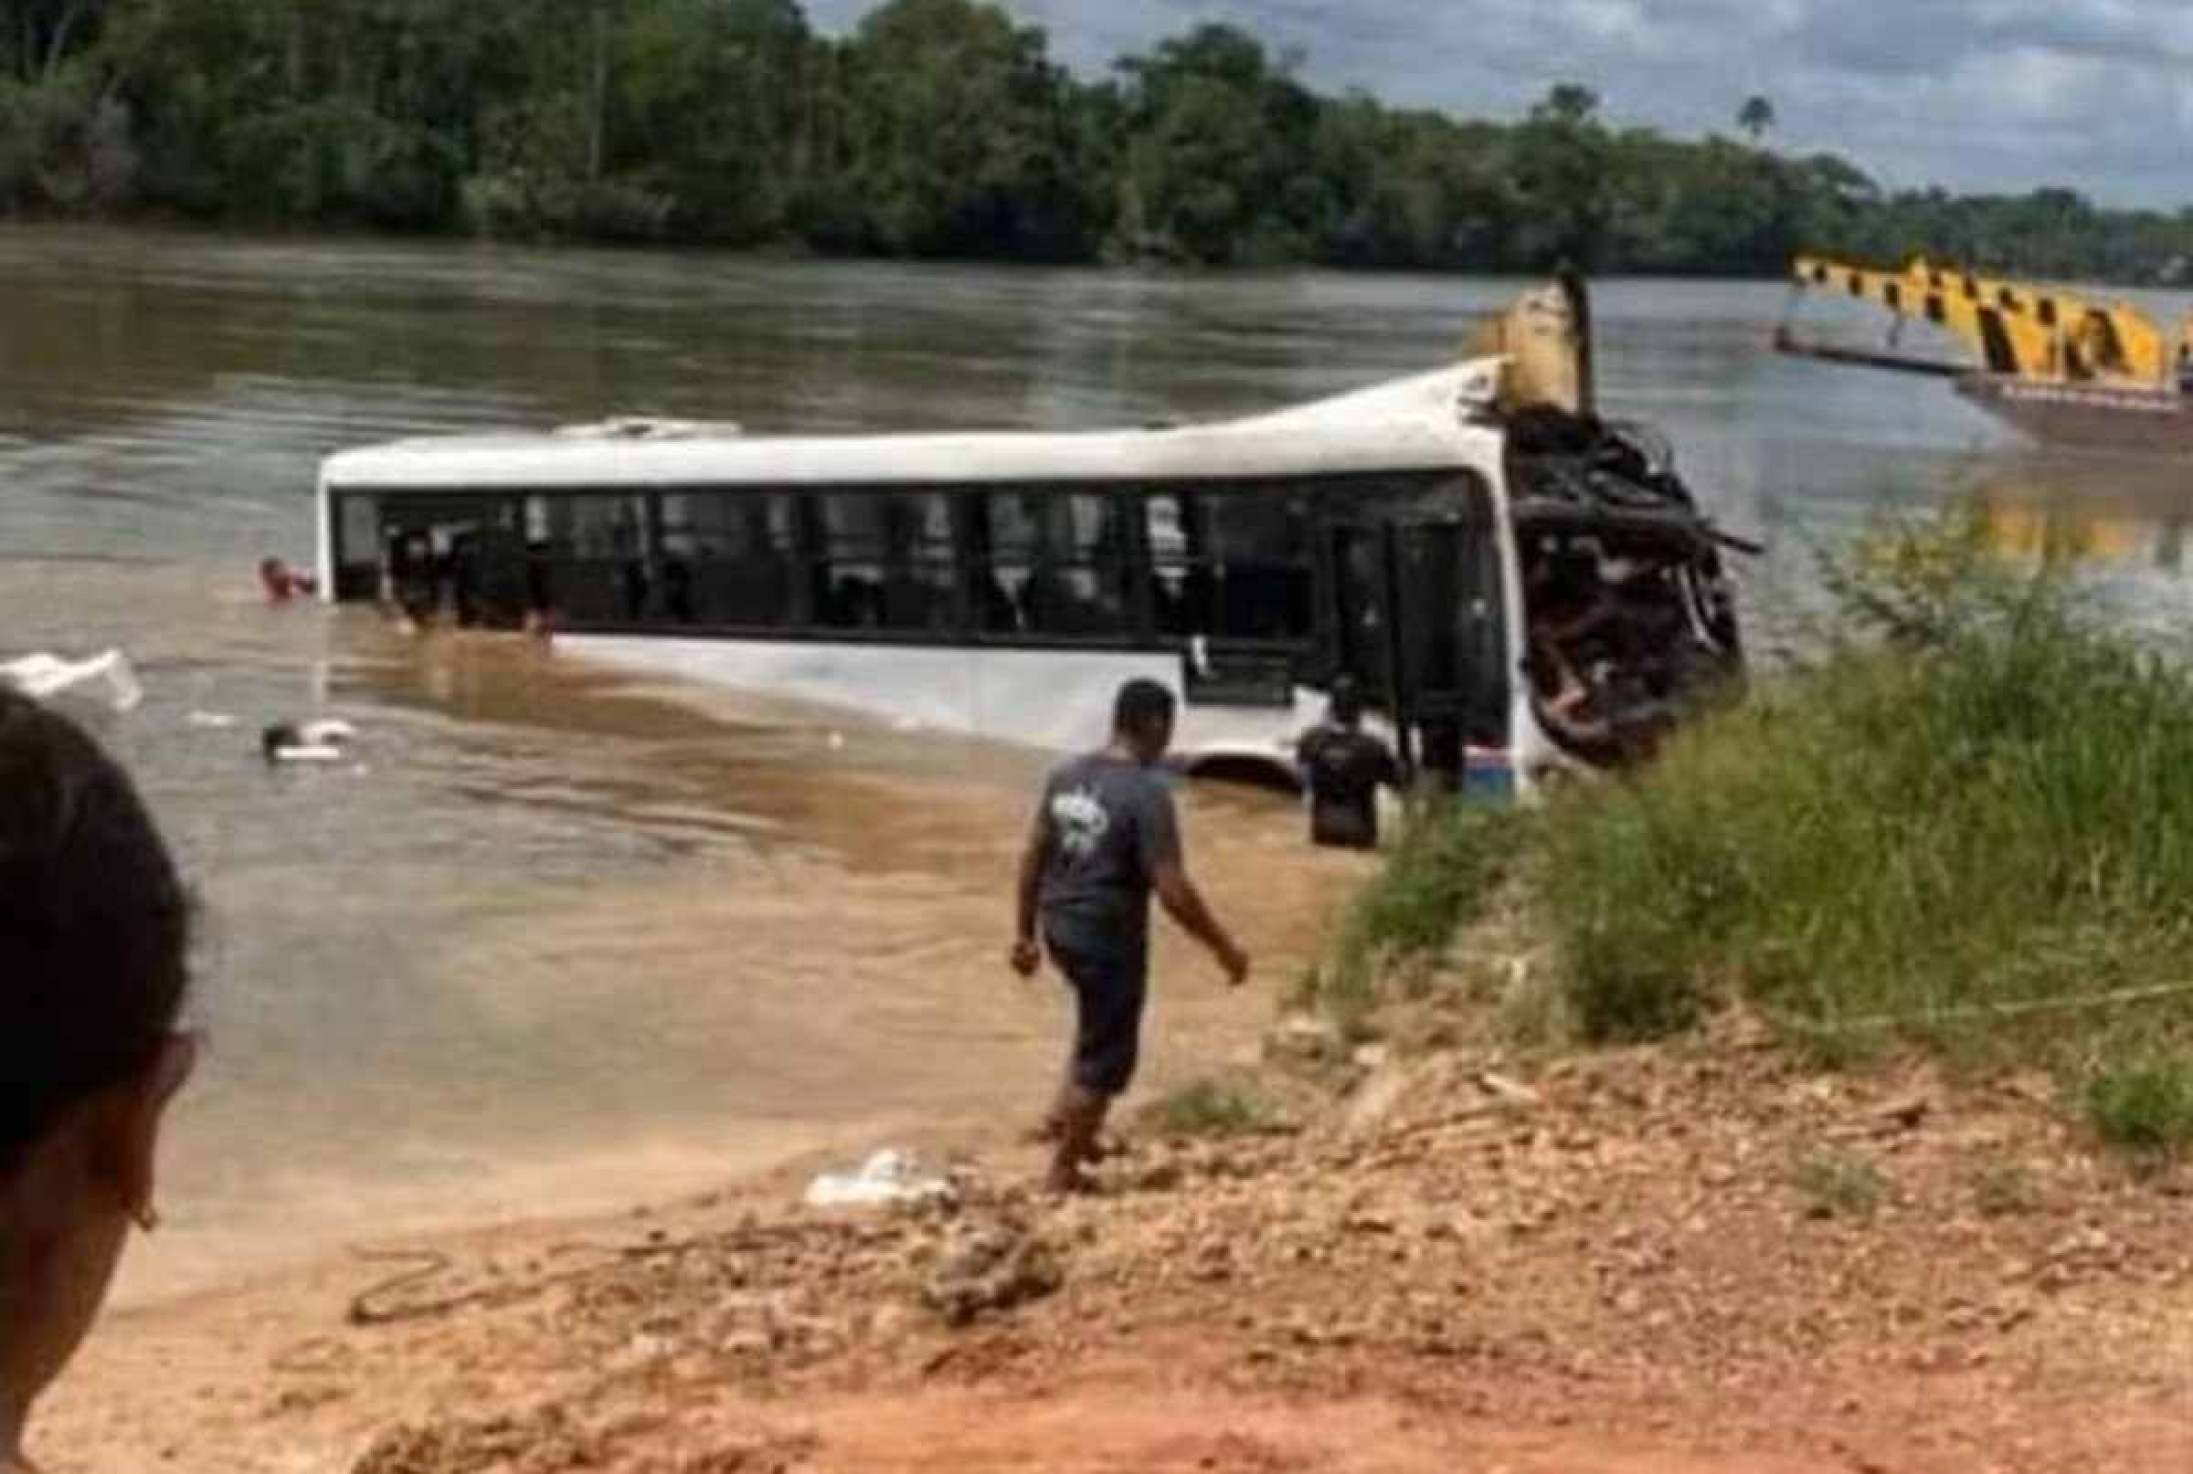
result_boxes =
[1310,795,1379,850]
[1044,927,1150,1097]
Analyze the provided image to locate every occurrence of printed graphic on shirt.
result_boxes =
[1051,786,1111,861]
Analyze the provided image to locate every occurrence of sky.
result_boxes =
[802,0,2193,208]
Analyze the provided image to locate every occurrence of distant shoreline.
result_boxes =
[0,214,1781,284]
[9,1,2191,290]
[5,214,2186,297]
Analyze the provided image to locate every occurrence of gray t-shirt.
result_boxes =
[1034,752,1182,948]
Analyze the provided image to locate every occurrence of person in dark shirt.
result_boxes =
[1011,679,1250,1193]
[1295,678,1404,850]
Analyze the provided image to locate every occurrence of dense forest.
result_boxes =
[5,0,2192,282]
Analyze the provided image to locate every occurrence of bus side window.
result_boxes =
[1152,489,1313,644]
[539,494,652,625]
[660,491,797,626]
[882,493,959,633]
[813,491,957,634]
[1146,492,1201,637]
[977,491,1129,639]
[812,492,885,630]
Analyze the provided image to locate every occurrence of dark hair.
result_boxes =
[1112,679,1177,737]
[0,689,189,1165]
[1329,677,1364,726]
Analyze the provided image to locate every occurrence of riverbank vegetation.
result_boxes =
[1317,510,2193,1131]
[6,0,2192,281]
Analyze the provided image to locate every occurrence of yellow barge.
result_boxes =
[1776,254,2193,453]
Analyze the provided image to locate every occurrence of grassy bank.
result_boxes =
[1293,805,1528,1042]
[1306,509,2193,1149]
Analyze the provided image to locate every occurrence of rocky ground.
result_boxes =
[44,998,2193,1474]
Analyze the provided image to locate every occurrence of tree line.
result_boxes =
[6,0,2192,283]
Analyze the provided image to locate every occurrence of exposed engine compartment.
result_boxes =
[1504,405,1748,766]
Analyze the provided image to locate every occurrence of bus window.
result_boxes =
[534,494,652,624]
[660,491,797,626]
[1149,489,1314,644]
[362,495,524,628]
[813,491,958,633]
[976,492,1130,639]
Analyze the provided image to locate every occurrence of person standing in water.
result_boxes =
[257,556,318,604]
[0,688,197,1474]
[1011,679,1249,1193]
[1295,677,1404,850]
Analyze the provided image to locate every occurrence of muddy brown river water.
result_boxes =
[6,226,2193,1302]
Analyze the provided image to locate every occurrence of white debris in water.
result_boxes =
[270,744,347,764]
[1,650,142,712]
[264,717,361,764]
[187,710,241,730]
[803,1149,956,1210]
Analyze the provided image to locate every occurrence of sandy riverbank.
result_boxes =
[40,986,2193,1474]
[86,610,1380,1311]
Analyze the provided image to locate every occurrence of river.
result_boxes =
[5,226,2191,1303]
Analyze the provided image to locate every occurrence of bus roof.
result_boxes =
[321,360,1510,492]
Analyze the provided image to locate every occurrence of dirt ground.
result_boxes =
[38,998,2193,1474]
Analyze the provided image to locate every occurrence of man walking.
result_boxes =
[1295,677,1404,850]
[1012,679,1250,1193]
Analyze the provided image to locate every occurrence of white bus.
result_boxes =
[316,290,1745,796]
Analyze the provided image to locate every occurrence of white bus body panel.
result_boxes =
[559,635,1324,774]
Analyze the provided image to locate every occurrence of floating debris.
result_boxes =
[1,649,142,712]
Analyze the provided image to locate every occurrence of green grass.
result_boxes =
[1143,1078,1273,1139]
[2086,1060,2193,1157]
[1791,1148,1887,1220]
[1301,801,1526,1037]
[1536,507,2193,1056]
[1295,504,2193,1101]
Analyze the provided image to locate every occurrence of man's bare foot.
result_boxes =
[1026,1117,1115,1163]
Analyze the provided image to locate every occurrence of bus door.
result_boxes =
[1389,517,1468,777]
[1326,488,1506,780]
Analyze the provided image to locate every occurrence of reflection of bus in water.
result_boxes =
[316,290,1747,796]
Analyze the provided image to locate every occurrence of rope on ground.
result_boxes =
[344,1222,820,1328]
[1770,979,2193,1039]
[347,1248,464,1327]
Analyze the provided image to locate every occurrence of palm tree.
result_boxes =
[1738,95,1776,143]
[1534,82,1601,128]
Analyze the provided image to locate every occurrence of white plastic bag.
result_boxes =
[1,650,143,713]
[803,1149,956,1209]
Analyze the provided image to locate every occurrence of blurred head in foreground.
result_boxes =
[0,689,195,1470]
